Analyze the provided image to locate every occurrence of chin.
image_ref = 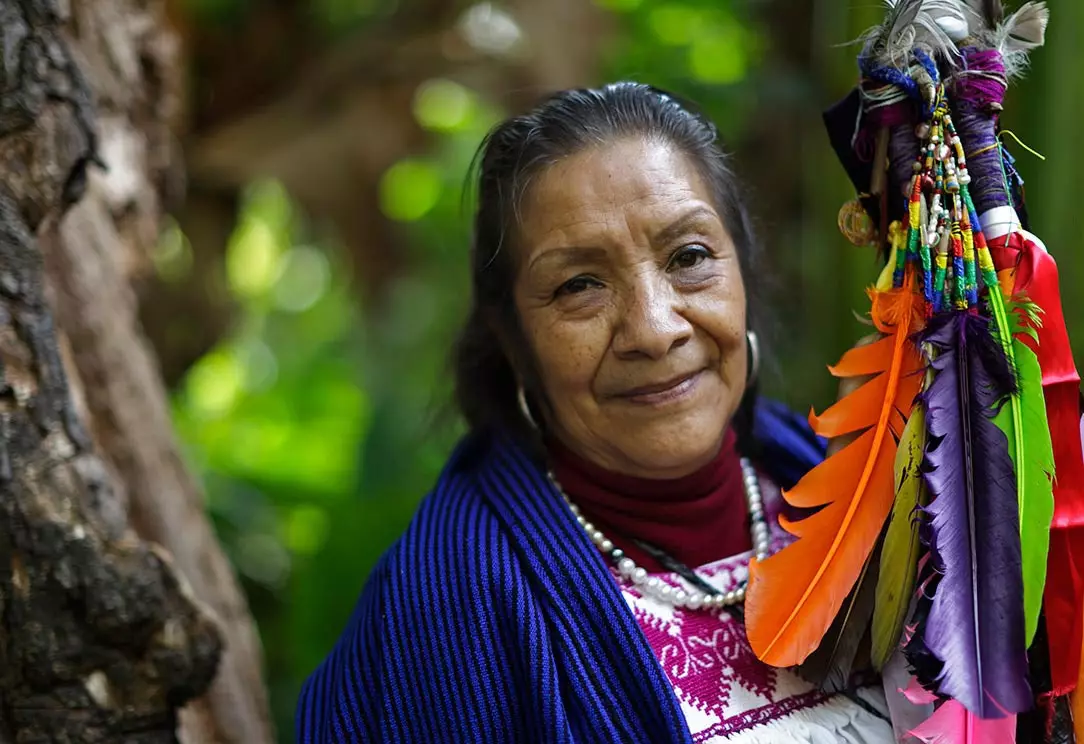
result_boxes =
[621,418,727,477]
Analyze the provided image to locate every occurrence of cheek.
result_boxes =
[523,315,609,400]
[696,290,747,360]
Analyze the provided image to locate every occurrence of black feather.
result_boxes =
[798,532,884,692]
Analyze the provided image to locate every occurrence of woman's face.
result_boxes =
[513,137,747,479]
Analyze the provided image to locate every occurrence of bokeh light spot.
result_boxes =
[237,532,291,588]
[284,505,331,556]
[648,5,699,46]
[379,159,442,222]
[236,339,279,392]
[458,3,523,55]
[274,246,331,313]
[152,219,194,282]
[688,26,747,84]
[227,219,283,298]
[185,349,245,418]
[414,79,475,132]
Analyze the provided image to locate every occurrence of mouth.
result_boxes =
[615,369,705,405]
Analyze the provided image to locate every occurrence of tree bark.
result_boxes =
[0,0,272,742]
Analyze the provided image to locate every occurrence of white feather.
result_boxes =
[998,1,1049,55]
[922,0,970,43]
[865,0,961,68]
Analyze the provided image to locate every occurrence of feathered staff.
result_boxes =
[747,2,1079,741]
[947,2,1084,715]
[744,273,924,667]
[745,0,938,671]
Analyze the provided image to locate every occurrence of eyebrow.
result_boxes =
[652,206,720,246]
[525,205,722,275]
[526,245,609,274]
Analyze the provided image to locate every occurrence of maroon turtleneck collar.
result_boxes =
[547,429,751,573]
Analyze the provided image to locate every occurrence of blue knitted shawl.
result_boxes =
[296,399,823,743]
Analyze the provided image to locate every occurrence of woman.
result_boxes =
[296,83,895,742]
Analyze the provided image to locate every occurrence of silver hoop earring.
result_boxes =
[746,330,760,389]
[517,385,539,431]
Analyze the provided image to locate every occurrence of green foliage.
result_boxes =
[171,81,496,737]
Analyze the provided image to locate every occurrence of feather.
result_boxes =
[905,554,945,687]
[958,0,1004,35]
[886,664,937,736]
[797,335,883,690]
[872,401,929,669]
[745,281,925,667]
[903,674,939,705]
[887,0,924,47]
[919,311,1032,717]
[984,0,1004,25]
[1017,612,1076,743]
[997,1,1049,55]
[798,535,883,691]
[908,698,1018,743]
[987,292,1055,645]
[920,0,970,43]
[865,0,958,70]
[994,1,1049,78]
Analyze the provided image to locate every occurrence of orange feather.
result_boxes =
[745,278,925,667]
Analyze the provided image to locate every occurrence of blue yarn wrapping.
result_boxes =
[921,242,935,306]
[860,55,921,100]
[953,255,966,306]
[914,49,938,81]
[1003,148,1023,185]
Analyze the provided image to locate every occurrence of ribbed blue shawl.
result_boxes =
[296,399,824,743]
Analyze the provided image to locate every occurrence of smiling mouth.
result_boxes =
[615,369,704,404]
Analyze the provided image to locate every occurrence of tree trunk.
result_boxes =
[0,0,272,742]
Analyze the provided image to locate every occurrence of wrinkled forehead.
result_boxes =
[514,137,720,257]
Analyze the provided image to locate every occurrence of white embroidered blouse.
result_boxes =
[612,480,901,743]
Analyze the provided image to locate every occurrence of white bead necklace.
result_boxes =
[548,457,773,611]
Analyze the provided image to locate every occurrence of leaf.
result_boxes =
[745,280,925,667]
[871,401,928,669]
[988,291,1056,645]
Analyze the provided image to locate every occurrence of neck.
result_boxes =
[547,429,751,572]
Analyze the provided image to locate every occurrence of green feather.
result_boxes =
[987,285,1056,645]
[871,402,927,670]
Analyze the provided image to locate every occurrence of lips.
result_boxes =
[615,369,704,400]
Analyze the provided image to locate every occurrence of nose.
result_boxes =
[612,273,693,360]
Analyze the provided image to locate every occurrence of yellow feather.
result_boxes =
[871,401,928,669]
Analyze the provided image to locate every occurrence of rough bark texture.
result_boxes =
[0,0,272,742]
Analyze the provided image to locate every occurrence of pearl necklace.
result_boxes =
[548,457,773,611]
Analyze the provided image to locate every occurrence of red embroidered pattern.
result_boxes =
[616,534,846,740]
[614,489,891,742]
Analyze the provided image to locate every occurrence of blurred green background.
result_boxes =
[150,0,1084,738]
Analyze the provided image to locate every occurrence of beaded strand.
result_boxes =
[548,457,773,612]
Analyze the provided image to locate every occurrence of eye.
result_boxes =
[667,244,712,271]
[556,275,602,296]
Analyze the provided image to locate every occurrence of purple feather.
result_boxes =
[918,311,1031,718]
[903,551,943,689]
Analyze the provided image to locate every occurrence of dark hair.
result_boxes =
[452,82,763,450]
